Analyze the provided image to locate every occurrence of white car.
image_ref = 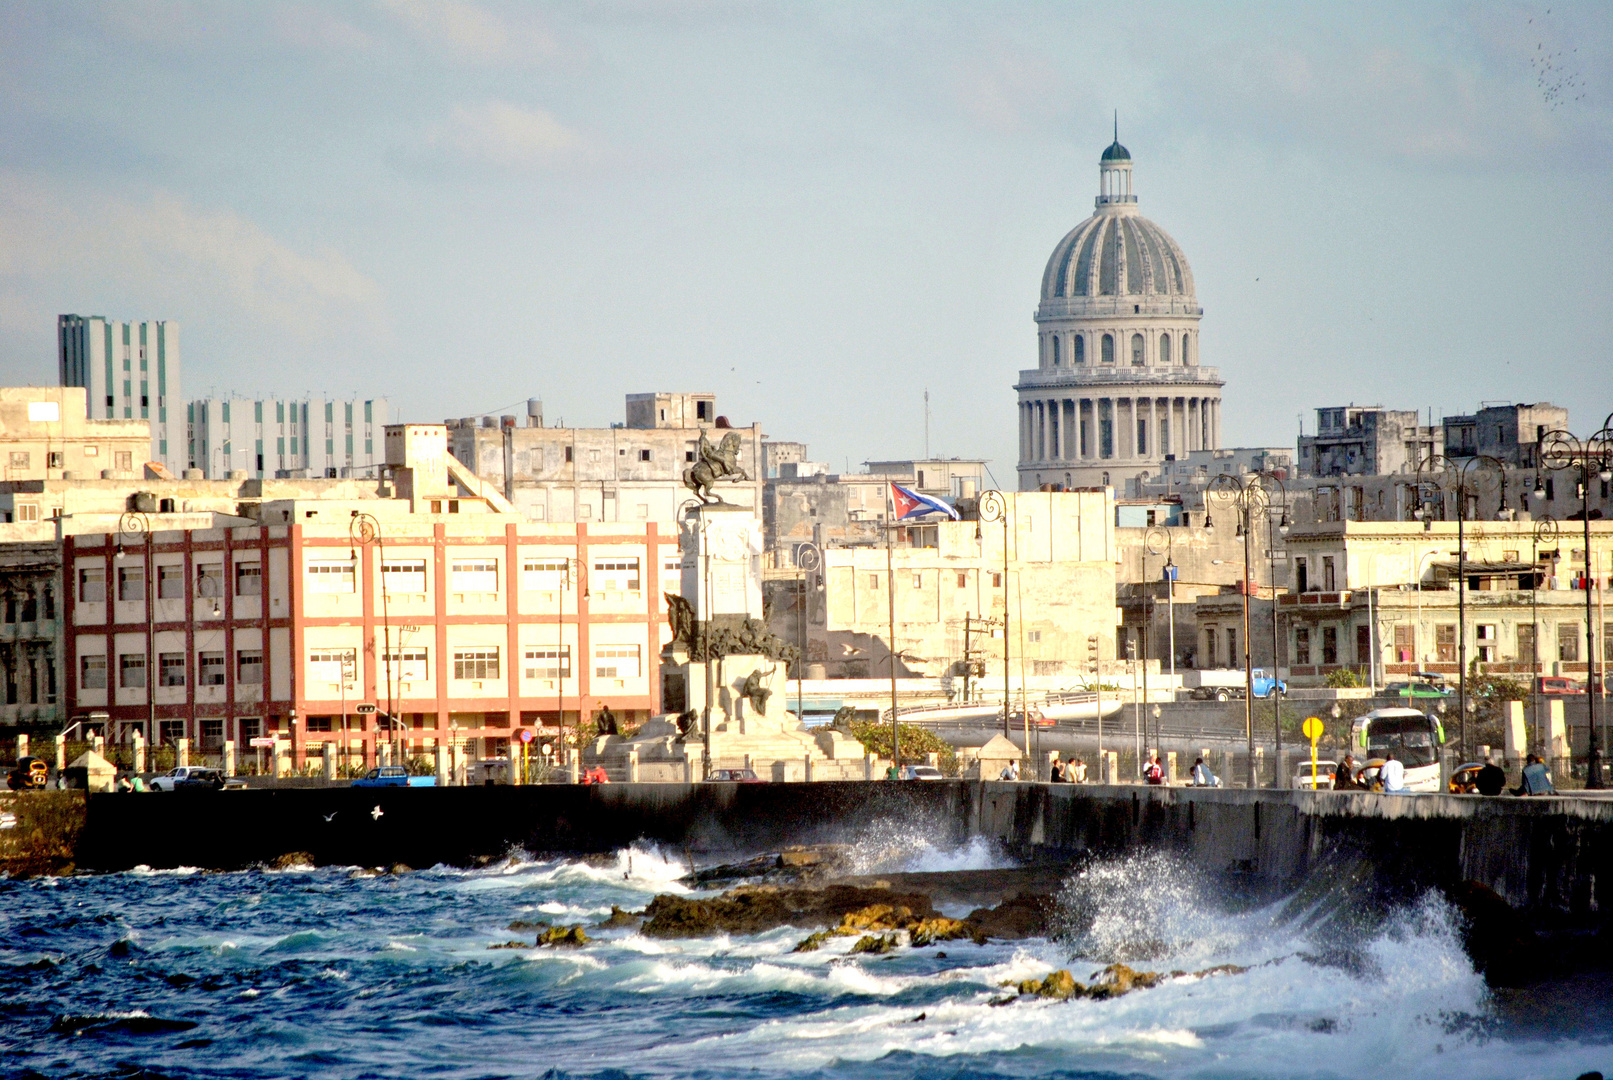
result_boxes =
[1293,761,1338,790]
[148,766,236,791]
[901,765,945,780]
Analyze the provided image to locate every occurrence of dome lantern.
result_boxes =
[1097,116,1134,207]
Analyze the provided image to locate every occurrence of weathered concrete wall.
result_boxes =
[75,783,1613,930]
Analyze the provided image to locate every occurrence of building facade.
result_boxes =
[0,387,152,489]
[1017,139,1223,496]
[187,395,391,479]
[448,393,765,524]
[58,315,182,475]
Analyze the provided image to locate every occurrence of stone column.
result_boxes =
[15,733,26,761]
[435,743,449,785]
[132,731,145,773]
[322,741,336,782]
[223,740,236,777]
[176,737,190,769]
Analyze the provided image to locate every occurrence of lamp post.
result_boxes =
[979,491,1011,739]
[1540,417,1613,788]
[1144,526,1176,699]
[116,511,154,749]
[1255,472,1290,779]
[1530,515,1559,759]
[1415,453,1507,762]
[794,543,821,725]
[1204,472,1286,786]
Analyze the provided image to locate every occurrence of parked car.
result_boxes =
[1448,763,1485,794]
[901,765,945,780]
[149,766,244,791]
[1292,760,1337,790]
[1383,680,1450,699]
[352,766,436,788]
[1536,676,1586,695]
[707,769,764,783]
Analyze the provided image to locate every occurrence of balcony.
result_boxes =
[1015,366,1223,390]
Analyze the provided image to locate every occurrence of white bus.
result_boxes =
[1350,707,1445,792]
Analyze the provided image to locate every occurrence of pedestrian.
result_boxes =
[1051,757,1067,783]
[1190,757,1216,787]
[1333,754,1358,790]
[1511,753,1556,796]
[885,763,900,781]
[1073,758,1088,784]
[1379,751,1406,793]
[116,774,133,793]
[1144,756,1165,785]
[1474,759,1507,797]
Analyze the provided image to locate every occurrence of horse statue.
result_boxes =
[682,431,750,503]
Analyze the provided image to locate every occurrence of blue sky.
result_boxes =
[1,1,1608,478]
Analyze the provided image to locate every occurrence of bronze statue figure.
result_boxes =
[738,667,774,715]
[594,705,618,737]
[682,431,750,503]
[665,592,696,645]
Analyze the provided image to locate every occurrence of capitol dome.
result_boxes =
[1015,137,1224,498]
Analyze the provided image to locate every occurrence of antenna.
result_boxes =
[924,389,930,460]
[1114,110,1118,143]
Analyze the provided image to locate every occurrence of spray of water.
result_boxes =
[841,817,1016,876]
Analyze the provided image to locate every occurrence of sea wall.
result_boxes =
[74,783,1613,929]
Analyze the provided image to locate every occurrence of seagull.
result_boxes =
[371,805,384,821]
[322,812,337,823]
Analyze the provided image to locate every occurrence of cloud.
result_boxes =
[375,0,558,62]
[430,100,588,168]
[272,5,379,52]
[0,171,383,337]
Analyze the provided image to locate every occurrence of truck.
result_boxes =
[1183,667,1287,701]
[351,766,437,788]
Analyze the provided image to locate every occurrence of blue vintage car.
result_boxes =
[351,766,435,788]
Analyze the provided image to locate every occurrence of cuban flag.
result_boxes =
[890,482,961,521]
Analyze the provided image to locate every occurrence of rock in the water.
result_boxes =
[641,885,938,939]
[965,893,1053,939]
[850,933,898,955]
[537,925,589,947]
[508,919,550,931]
[597,905,642,929]
[270,852,315,870]
[792,930,832,953]
[1015,969,1080,999]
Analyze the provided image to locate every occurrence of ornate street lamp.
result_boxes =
[1531,516,1559,758]
[794,543,821,725]
[349,511,401,768]
[116,510,154,748]
[1539,414,1613,788]
[978,491,1011,740]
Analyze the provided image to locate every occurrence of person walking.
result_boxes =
[1379,751,1406,794]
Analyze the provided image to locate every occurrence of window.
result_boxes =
[1050,336,1060,365]
[1294,627,1311,665]
[522,558,571,591]
[1518,623,1536,663]
[199,651,226,686]
[1393,624,1414,663]
[1476,624,1497,663]
[1294,558,1309,593]
[79,567,106,603]
[991,572,1002,588]
[1436,624,1457,663]
[1101,333,1114,363]
[451,559,498,592]
[1137,417,1147,456]
[1131,333,1145,365]
[118,566,145,602]
[592,558,640,591]
[524,646,571,679]
[80,654,107,689]
[1160,333,1172,365]
[239,718,262,741]
[383,648,429,682]
[638,449,651,462]
[159,652,186,686]
[305,716,332,733]
[1073,335,1084,364]
[158,564,184,599]
[1558,623,1579,662]
[453,648,500,680]
[16,504,38,522]
[1027,630,1042,643]
[869,574,881,589]
[1227,629,1238,666]
[307,560,356,593]
[234,562,262,596]
[9,451,28,469]
[114,451,132,471]
[196,563,224,600]
[1321,626,1338,665]
[1357,625,1372,665]
[119,653,146,688]
[594,645,641,679]
[1181,336,1191,364]
[956,572,968,588]
[1204,629,1217,665]
[199,719,224,748]
[382,558,427,593]
[911,573,922,589]
[308,649,356,683]
[1321,556,1336,592]
[158,720,184,743]
[236,650,264,684]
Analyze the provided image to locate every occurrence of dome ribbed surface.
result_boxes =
[1040,212,1195,302]
[1100,140,1131,162]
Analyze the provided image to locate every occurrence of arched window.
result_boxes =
[1073,335,1085,364]
[1131,333,1145,365]
[1181,335,1192,365]
[1159,333,1172,365]
[1050,336,1060,366]
[1101,334,1114,363]
[1101,472,1110,486]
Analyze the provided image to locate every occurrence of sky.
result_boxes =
[1,1,1609,480]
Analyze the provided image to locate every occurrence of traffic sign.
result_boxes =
[519,729,534,743]
[355,703,378,714]
[248,737,276,748]
[1302,716,1324,741]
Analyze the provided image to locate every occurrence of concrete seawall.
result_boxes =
[77,783,1613,930]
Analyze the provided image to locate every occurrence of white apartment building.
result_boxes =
[58,315,182,474]
[187,396,391,479]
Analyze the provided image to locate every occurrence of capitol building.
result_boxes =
[1016,137,1223,494]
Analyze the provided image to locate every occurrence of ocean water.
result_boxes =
[1,832,1609,1080]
